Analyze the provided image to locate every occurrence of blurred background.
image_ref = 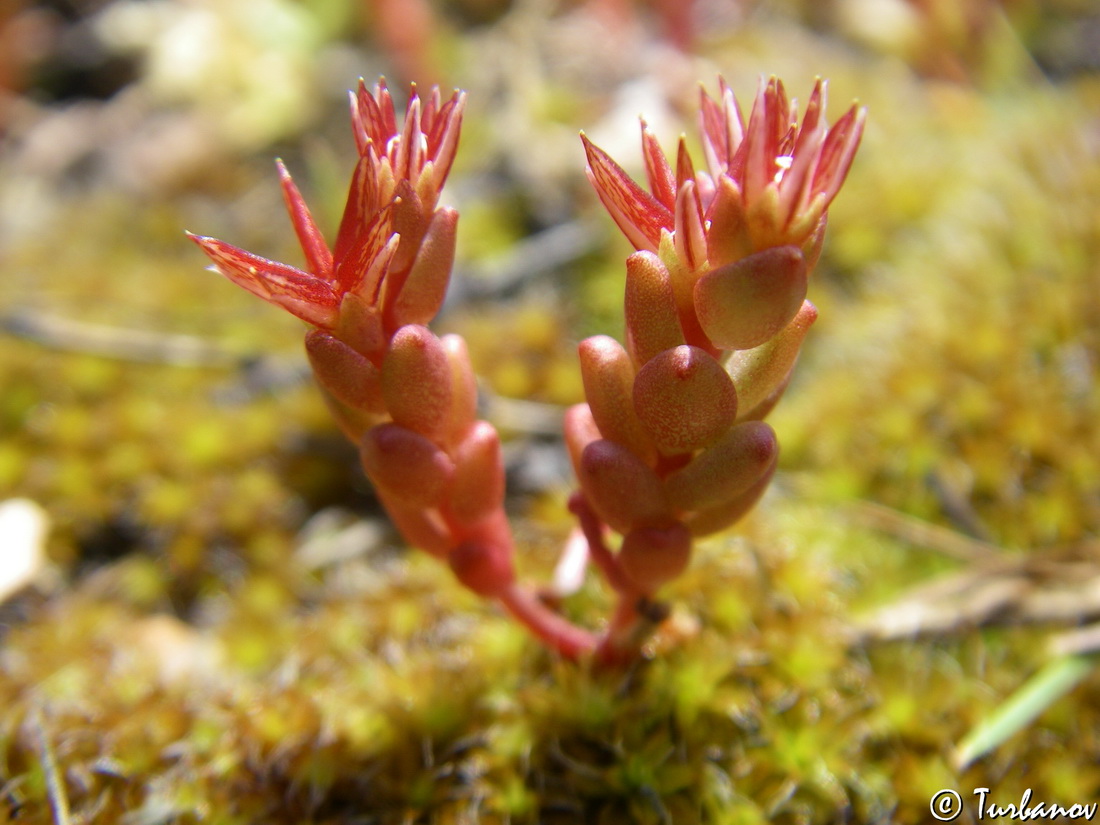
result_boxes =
[1,0,1098,822]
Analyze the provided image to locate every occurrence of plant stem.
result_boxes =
[498,583,598,660]
[568,492,634,594]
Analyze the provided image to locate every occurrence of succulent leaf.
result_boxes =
[617,523,693,593]
[624,251,686,366]
[578,439,670,534]
[578,336,657,465]
[448,422,505,527]
[389,207,457,328]
[664,421,778,512]
[361,423,455,507]
[305,330,386,414]
[694,246,808,350]
[633,346,738,454]
[382,324,454,441]
[727,300,817,417]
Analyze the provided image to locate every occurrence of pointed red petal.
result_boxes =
[430,90,465,192]
[581,133,672,252]
[776,83,828,227]
[641,121,676,211]
[349,88,369,155]
[811,104,866,206]
[422,86,441,137]
[675,137,696,192]
[334,205,397,299]
[333,154,382,265]
[795,78,827,151]
[354,79,385,149]
[188,234,339,327]
[276,160,334,280]
[699,85,726,172]
[674,180,707,272]
[699,79,745,178]
[743,77,780,206]
[374,77,397,141]
[394,93,422,181]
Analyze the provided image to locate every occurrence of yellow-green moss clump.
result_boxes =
[780,78,1100,551]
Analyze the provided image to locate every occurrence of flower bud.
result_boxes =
[578,439,669,534]
[360,423,454,507]
[578,336,656,465]
[633,346,738,455]
[305,330,386,414]
[694,246,807,351]
[382,324,453,441]
[618,523,692,593]
[624,251,685,367]
[664,421,777,513]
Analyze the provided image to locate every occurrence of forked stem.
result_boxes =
[498,584,598,660]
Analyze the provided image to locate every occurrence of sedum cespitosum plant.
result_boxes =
[190,76,864,665]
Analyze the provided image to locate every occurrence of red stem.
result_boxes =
[567,492,634,594]
[498,584,598,661]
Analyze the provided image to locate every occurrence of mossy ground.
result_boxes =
[2,1,1098,822]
